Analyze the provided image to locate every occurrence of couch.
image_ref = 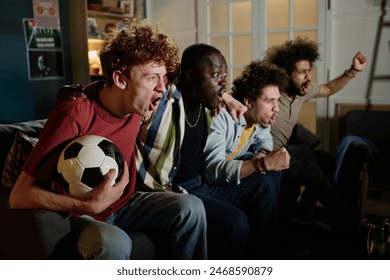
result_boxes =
[340,109,390,219]
[0,119,160,259]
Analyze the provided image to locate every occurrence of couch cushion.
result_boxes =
[1,132,38,188]
[0,119,46,180]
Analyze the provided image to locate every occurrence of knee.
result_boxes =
[175,195,206,221]
[100,226,132,259]
[78,224,132,260]
[255,174,279,199]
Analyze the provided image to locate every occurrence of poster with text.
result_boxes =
[23,18,64,80]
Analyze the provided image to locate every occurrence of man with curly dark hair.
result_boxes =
[201,60,291,258]
[204,60,290,185]
[9,16,208,260]
[264,36,367,211]
[263,37,368,258]
[264,36,367,151]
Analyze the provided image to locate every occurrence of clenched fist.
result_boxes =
[260,147,291,171]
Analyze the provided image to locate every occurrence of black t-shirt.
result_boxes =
[172,105,206,185]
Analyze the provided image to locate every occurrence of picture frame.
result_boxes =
[120,0,134,17]
[87,17,101,39]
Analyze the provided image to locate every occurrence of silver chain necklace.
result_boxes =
[185,104,203,128]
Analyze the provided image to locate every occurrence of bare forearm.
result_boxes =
[10,182,88,213]
[319,50,366,97]
[239,159,259,179]
[319,68,359,97]
[9,172,90,213]
[240,148,290,179]
[10,167,127,214]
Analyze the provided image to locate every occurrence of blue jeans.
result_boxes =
[70,191,207,260]
[177,172,280,259]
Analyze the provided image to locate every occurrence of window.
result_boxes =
[198,0,327,134]
[198,0,326,87]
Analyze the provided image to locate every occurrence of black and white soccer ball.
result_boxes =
[57,135,124,198]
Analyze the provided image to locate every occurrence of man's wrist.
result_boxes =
[350,64,362,72]
[256,157,267,174]
[259,149,269,156]
[343,69,356,79]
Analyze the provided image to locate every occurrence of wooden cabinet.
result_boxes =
[86,12,123,77]
[68,0,90,85]
[87,2,131,78]
[68,0,139,84]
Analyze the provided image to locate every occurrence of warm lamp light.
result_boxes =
[88,50,99,61]
[88,50,102,75]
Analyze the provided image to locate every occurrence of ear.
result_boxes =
[113,70,126,89]
[243,97,253,109]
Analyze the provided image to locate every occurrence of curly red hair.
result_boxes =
[99,16,179,85]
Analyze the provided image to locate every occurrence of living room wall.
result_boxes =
[0,0,72,123]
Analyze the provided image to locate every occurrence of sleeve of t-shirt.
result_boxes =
[304,83,321,102]
[23,101,83,183]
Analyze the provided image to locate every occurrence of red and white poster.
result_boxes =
[33,0,60,28]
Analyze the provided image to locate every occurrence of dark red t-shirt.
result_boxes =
[24,82,142,221]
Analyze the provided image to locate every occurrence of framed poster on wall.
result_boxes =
[120,0,134,17]
[23,18,64,80]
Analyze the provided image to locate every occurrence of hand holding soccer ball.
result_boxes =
[57,135,124,199]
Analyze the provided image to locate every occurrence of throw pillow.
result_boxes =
[1,131,38,188]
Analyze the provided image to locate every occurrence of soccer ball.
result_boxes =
[57,135,124,198]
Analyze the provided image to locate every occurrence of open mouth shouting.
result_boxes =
[300,81,311,94]
[269,112,278,124]
[218,87,226,98]
[148,94,162,113]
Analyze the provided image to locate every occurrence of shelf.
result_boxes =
[88,39,103,50]
[87,9,125,39]
[87,10,125,20]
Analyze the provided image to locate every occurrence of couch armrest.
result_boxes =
[0,187,71,259]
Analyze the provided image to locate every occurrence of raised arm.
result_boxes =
[317,51,367,98]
